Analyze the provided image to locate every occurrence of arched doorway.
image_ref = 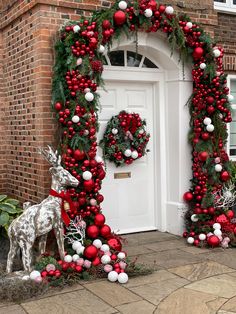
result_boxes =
[98,32,193,235]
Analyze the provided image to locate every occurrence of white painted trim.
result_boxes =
[227,74,236,160]
[115,226,157,235]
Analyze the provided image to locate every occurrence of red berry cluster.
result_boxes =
[65,70,97,97]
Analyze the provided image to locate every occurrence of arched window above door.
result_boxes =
[103,50,158,68]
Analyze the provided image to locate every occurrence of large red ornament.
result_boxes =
[98,170,106,180]
[86,225,99,238]
[193,47,204,59]
[100,224,111,238]
[113,11,126,26]
[216,214,228,223]
[107,237,122,251]
[83,245,98,260]
[83,179,94,191]
[74,149,85,161]
[94,213,106,226]
[54,102,62,111]
[226,210,234,219]
[206,96,215,104]
[207,235,220,247]
[183,191,193,202]
[102,20,111,29]
[201,132,210,141]
[220,171,230,182]
[198,151,208,162]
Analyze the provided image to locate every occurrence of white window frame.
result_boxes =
[227,74,236,160]
[214,0,236,14]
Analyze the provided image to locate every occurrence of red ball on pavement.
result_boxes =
[94,213,106,226]
[83,245,98,260]
[107,237,122,251]
[86,225,99,238]
[207,235,220,247]
[100,224,111,238]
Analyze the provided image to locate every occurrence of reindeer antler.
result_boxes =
[39,145,61,167]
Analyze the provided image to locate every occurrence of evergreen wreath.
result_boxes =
[100,111,150,166]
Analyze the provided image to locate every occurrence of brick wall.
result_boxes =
[0,0,235,203]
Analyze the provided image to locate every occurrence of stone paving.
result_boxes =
[1,231,236,313]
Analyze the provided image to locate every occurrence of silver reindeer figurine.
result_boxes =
[6,146,79,273]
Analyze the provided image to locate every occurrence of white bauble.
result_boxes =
[72,241,82,251]
[118,0,127,10]
[93,239,102,249]
[72,254,80,262]
[82,171,92,180]
[76,58,83,66]
[165,6,174,14]
[85,92,94,102]
[215,164,222,172]
[101,255,111,264]
[95,155,103,163]
[219,113,223,119]
[214,229,222,237]
[124,149,132,157]
[22,275,30,281]
[30,270,41,280]
[207,232,213,237]
[112,128,118,135]
[186,21,193,29]
[108,271,118,282]
[77,246,85,255]
[215,157,221,164]
[213,49,221,58]
[72,115,80,123]
[84,88,90,93]
[187,237,194,244]
[228,94,234,102]
[90,198,97,206]
[206,124,214,132]
[98,45,105,53]
[139,129,144,134]
[101,244,110,252]
[84,130,89,136]
[118,272,129,284]
[117,252,126,260]
[200,63,206,70]
[131,150,138,159]
[73,25,80,33]
[191,214,198,222]
[144,8,153,17]
[213,222,221,230]
[104,264,113,273]
[203,117,211,125]
[64,255,73,263]
[199,233,206,241]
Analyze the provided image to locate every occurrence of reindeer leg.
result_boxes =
[19,241,33,273]
[6,237,18,273]
[54,226,65,260]
[38,234,47,256]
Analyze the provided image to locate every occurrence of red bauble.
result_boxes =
[86,225,100,238]
[183,191,193,202]
[74,149,85,161]
[198,151,208,162]
[220,171,230,182]
[226,210,234,219]
[94,213,106,226]
[194,239,200,246]
[75,265,83,273]
[234,227,236,235]
[201,132,210,141]
[193,47,204,59]
[97,194,104,203]
[207,105,215,114]
[102,19,111,29]
[216,214,228,223]
[208,207,215,215]
[107,238,122,251]
[100,224,111,238]
[55,102,62,111]
[83,245,98,260]
[207,235,220,247]
[183,231,188,238]
[113,11,126,26]
[92,256,101,266]
[158,4,166,13]
[83,179,94,191]
[206,96,215,104]
[98,170,106,180]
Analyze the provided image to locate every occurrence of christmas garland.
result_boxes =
[100,111,150,166]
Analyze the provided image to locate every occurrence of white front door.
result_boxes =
[98,74,157,234]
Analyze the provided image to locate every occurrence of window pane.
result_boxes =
[231,80,236,101]
[230,107,236,156]
[142,57,158,68]
[214,0,226,2]
[127,51,142,67]
[108,51,124,66]
[233,0,236,4]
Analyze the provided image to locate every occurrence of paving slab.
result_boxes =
[124,231,178,246]
[21,289,117,314]
[144,239,186,252]
[180,246,220,255]
[129,276,189,305]
[155,287,227,314]
[122,244,154,257]
[0,304,27,314]
[202,249,236,270]
[220,296,236,312]
[115,300,156,314]
[84,281,141,307]
[168,261,234,281]
[185,274,236,298]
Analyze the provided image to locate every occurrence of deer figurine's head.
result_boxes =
[40,146,79,188]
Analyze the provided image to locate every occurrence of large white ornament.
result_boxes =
[82,171,92,180]
[228,94,234,102]
[72,240,82,251]
[90,198,97,206]
[98,45,105,54]
[214,229,222,237]
[76,58,83,66]
[213,222,221,230]
[72,254,80,262]
[108,271,119,282]
[213,49,221,58]
[200,63,206,70]
[93,239,102,249]
[118,1,127,10]
[186,22,193,29]
[187,237,194,244]
[124,149,132,157]
[191,214,198,222]
[64,255,73,263]
[95,155,103,163]
[199,233,206,241]
[85,92,94,102]
[215,164,222,172]
[165,6,174,14]
[203,117,211,125]
[206,124,214,132]
[117,252,126,260]
[72,115,80,123]
[131,150,138,159]
[73,25,81,33]
[118,272,129,284]
[101,244,110,252]
[29,271,41,280]
[112,128,118,135]
[101,255,111,264]
[77,246,85,255]
[144,9,153,17]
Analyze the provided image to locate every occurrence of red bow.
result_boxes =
[49,189,75,226]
